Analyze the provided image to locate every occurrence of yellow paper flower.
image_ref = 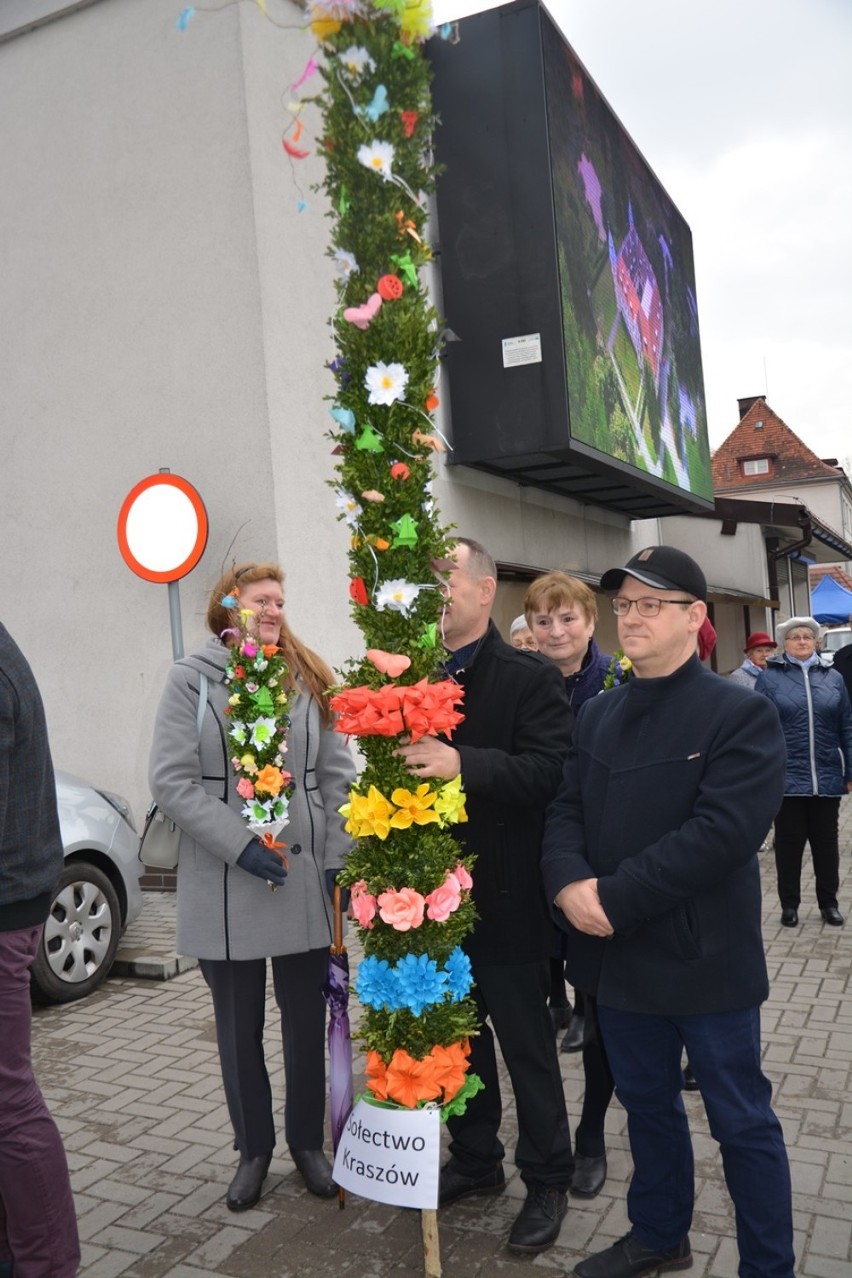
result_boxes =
[399,0,432,40]
[389,783,440,829]
[311,10,342,39]
[240,752,258,776]
[433,775,468,826]
[340,785,395,840]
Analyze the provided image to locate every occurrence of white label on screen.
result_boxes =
[332,1098,440,1208]
[502,333,542,368]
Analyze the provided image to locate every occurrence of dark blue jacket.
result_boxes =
[564,638,612,711]
[755,654,852,795]
[542,656,785,1015]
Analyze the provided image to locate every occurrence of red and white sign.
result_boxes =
[117,473,208,583]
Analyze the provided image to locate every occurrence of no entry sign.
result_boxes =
[117,473,208,583]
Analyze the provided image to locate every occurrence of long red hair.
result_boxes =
[207,562,335,719]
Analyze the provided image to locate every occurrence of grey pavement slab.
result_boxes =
[30,796,852,1276]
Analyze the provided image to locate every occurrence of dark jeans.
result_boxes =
[0,926,80,1278]
[773,795,841,909]
[447,960,574,1189]
[599,1004,794,1278]
[200,949,328,1157]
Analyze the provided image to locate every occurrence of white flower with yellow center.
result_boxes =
[339,45,375,79]
[365,361,409,406]
[375,579,422,616]
[357,140,394,179]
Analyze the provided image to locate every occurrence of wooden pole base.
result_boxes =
[421,1208,441,1276]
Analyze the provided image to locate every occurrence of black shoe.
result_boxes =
[549,1002,573,1032]
[227,1152,272,1211]
[821,907,844,926]
[681,1063,699,1092]
[560,1015,585,1053]
[439,1161,505,1206]
[507,1183,567,1254]
[291,1148,336,1198]
[780,908,798,927]
[574,1231,692,1277]
[570,1154,607,1198]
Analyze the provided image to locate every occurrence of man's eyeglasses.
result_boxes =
[611,597,695,618]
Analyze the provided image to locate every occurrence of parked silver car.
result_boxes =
[30,771,144,1004]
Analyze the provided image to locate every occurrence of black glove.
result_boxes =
[325,869,350,911]
[237,839,288,886]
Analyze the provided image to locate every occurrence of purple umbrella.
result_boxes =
[323,885,354,1208]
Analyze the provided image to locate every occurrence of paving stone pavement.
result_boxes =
[31,798,852,1277]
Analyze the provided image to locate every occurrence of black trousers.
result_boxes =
[199,949,328,1157]
[574,993,615,1159]
[447,959,574,1189]
[773,795,841,910]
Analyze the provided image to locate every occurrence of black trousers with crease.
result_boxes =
[773,795,841,910]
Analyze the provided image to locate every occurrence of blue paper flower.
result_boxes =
[356,956,399,1010]
[395,952,448,1016]
[444,947,473,1001]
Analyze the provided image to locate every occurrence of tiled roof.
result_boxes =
[810,563,852,590]
[712,398,844,490]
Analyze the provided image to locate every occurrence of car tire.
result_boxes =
[31,861,121,1004]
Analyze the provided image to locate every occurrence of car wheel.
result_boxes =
[31,861,121,1004]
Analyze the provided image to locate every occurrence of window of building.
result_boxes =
[742,458,770,476]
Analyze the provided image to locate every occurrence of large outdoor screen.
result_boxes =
[541,13,712,500]
[430,0,714,517]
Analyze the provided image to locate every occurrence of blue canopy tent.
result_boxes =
[811,575,852,625]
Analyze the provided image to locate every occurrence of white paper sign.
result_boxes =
[332,1097,440,1208]
[501,332,542,368]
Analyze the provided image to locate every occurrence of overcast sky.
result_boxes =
[431,0,852,469]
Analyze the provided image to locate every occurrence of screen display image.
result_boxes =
[541,12,713,500]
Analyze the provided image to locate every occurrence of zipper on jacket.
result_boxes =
[802,667,818,792]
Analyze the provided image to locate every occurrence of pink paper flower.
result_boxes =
[350,879,378,929]
[236,777,255,800]
[425,873,462,922]
[377,886,425,931]
[454,862,473,891]
[241,640,258,659]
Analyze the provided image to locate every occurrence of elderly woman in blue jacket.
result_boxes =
[755,616,852,928]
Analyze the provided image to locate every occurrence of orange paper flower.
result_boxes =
[384,1049,442,1108]
[255,765,285,797]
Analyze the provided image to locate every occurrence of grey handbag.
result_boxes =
[138,673,208,868]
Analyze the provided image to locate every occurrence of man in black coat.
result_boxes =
[399,538,574,1255]
[0,624,80,1276]
[542,546,794,1278]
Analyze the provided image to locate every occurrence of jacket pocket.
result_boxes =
[669,901,701,961]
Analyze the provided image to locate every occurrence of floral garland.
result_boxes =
[306,0,482,1114]
[220,594,296,836]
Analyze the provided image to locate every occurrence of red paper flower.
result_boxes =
[390,461,410,481]
[377,273,404,301]
[400,110,419,139]
[330,679,464,742]
[425,389,439,412]
[349,577,369,606]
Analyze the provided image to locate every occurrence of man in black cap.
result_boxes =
[542,546,795,1278]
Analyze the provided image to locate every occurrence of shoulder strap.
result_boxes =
[196,672,208,739]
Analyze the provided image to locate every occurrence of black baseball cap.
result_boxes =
[600,546,707,602]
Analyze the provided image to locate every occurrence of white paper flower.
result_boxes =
[339,45,376,79]
[250,716,278,749]
[334,249,359,279]
[335,490,363,526]
[375,579,422,616]
[365,361,409,406]
[229,722,247,746]
[357,140,395,179]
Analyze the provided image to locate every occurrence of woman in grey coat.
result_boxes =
[150,563,354,1211]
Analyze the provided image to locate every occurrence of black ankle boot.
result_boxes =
[291,1148,336,1198]
[227,1151,272,1211]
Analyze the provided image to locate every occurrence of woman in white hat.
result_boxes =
[755,617,852,928]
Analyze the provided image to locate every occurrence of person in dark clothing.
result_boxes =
[524,571,614,1198]
[0,624,80,1278]
[831,640,852,701]
[755,616,852,928]
[542,546,794,1278]
[398,538,574,1256]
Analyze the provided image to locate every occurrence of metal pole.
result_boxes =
[167,580,184,661]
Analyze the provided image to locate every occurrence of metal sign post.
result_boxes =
[117,470,209,661]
